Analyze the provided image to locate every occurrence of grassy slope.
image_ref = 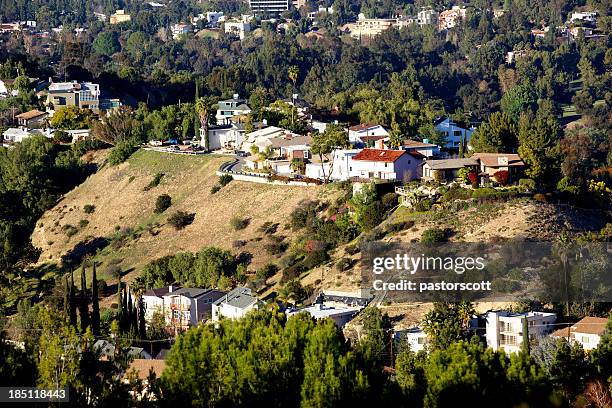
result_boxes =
[32,150,333,286]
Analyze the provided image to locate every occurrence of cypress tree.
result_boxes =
[127,289,134,331]
[63,275,69,320]
[69,270,77,328]
[522,316,530,354]
[117,280,124,332]
[79,263,89,332]
[91,262,100,335]
[138,298,146,338]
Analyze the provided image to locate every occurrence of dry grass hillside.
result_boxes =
[32,150,336,284]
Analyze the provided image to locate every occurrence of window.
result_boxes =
[453,130,462,136]
[418,337,426,344]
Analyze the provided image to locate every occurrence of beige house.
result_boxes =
[472,153,524,184]
[110,10,131,24]
[16,109,48,128]
[551,317,609,351]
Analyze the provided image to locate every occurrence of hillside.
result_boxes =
[31,150,334,285]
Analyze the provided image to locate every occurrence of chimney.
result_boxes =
[375,139,385,150]
[262,119,268,126]
[233,93,239,99]
[168,284,174,293]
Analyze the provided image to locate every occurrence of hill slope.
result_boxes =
[32,150,332,283]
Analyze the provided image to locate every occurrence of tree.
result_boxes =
[589,314,612,381]
[195,96,216,150]
[469,111,518,153]
[310,124,349,182]
[517,109,561,186]
[501,83,538,121]
[421,302,474,350]
[50,106,95,130]
[288,65,299,89]
[79,263,89,333]
[92,31,120,56]
[92,107,141,145]
[69,270,77,328]
[155,194,172,213]
[91,262,100,335]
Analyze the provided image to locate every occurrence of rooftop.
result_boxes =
[348,123,382,132]
[269,135,312,148]
[570,316,609,335]
[423,157,478,170]
[287,303,363,320]
[125,359,166,381]
[353,148,406,163]
[471,153,525,167]
[214,286,257,309]
[16,109,47,120]
[403,139,438,148]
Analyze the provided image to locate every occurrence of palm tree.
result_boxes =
[195,96,215,151]
[288,66,299,89]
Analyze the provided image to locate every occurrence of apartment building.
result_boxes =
[249,0,290,14]
[486,311,557,353]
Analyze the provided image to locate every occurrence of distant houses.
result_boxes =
[348,123,389,144]
[286,291,370,328]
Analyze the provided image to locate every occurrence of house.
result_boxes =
[123,359,166,400]
[16,109,48,128]
[417,9,438,26]
[551,316,608,351]
[242,126,297,153]
[93,340,153,360]
[434,117,474,149]
[269,134,312,160]
[3,127,49,143]
[570,11,597,24]
[141,285,226,332]
[46,81,105,114]
[438,6,467,30]
[286,302,362,328]
[347,16,396,39]
[486,311,557,354]
[471,153,525,184]
[171,23,193,39]
[421,158,478,181]
[212,286,259,321]
[348,123,389,144]
[305,161,332,180]
[402,139,440,158]
[329,149,361,181]
[350,148,422,181]
[215,94,252,125]
[224,20,251,39]
[395,327,429,353]
[110,10,131,24]
[206,12,225,26]
[203,124,245,150]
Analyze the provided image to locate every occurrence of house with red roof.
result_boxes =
[347,123,389,144]
[349,148,422,181]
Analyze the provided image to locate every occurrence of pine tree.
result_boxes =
[69,270,77,328]
[79,263,89,333]
[91,262,100,335]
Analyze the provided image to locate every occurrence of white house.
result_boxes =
[171,23,193,39]
[434,117,474,149]
[242,126,297,152]
[215,94,252,125]
[551,316,608,351]
[224,20,251,39]
[417,9,438,26]
[570,11,597,24]
[305,161,331,180]
[286,303,363,328]
[329,149,361,180]
[395,327,429,353]
[206,11,225,26]
[212,286,259,321]
[348,123,389,144]
[402,139,440,158]
[486,311,557,354]
[3,127,49,143]
[203,124,245,150]
[349,148,422,181]
[141,285,226,332]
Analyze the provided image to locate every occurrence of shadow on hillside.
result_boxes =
[61,237,110,268]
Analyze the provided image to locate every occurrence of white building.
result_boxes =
[551,316,609,351]
[329,149,360,180]
[417,9,438,26]
[395,327,429,353]
[402,139,440,158]
[348,123,389,144]
[249,0,290,14]
[141,285,226,332]
[171,23,193,39]
[203,124,245,150]
[348,148,422,181]
[215,94,252,124]
[486,311,557,354]
[434,117,474,150]
[570,11,597,24]
[2,127,50,143]
[242,125,295,152]
[224,20,251,39]
[286,303,363,328]
[206,11,225,26]
[212,286,259,321]
[438,6,467,30]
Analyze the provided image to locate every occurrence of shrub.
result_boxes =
[97,279,108,296]
[519,178,536,191]
[414,199,433,212]
[258,221,278,234]
[108,140,138,166]
[78,219,89,228]
[232,240,246,248]
[72,139,108,156]
[218,174,233,186]
[256,263,278,280]
[384,220,415,234]
[62,224,78,237]
[345,245,360,255]
[144,172,164,191]
[230,216,250,231]
[381,192,399,210]
[168,211,195,230]
[421,228,446,244]
[290,200,319,230]
[457,167,470,183]
[264,241,287,255]
[155,194,172,213]
[210,185,221,194]
[83,204,96,214]
[335,258,351,271]
[302,250,329,270]
[534,193,546,203]
[493,170,509,186]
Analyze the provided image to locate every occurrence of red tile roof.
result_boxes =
[353,148,406,163]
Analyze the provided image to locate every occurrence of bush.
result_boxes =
[384,220,415,234]
[534,193,546,203]
[381,192,399,210]
[290,200,319,230]
[345,245,360,255]
[155,194,172,213]
[108,140,138,166]
[519,178,535,191]
[335,258,351,271]
[144,172,164,191]
[493,170,509,186]
[230,216,250,231]
[421,228,446,244]
[302,250,329,270]
[83,204,96,214]
[168,211,195,230]
[233,240,246,248]
[218,174,233,186]
[53,130,73,144]
[78,219,89,228]
[258,221,279,234]
[62,224,78,237]
[256,263,278,280]
[264,241,287,255]
[72,139,108,156]
[414,199,433,212]
[210,185,221,194]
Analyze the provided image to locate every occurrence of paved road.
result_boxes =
[223,157,245,172]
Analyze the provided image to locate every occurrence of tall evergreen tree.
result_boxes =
[79,263,89,333]
[138,297,146,338]
[91,262,100,335]
[117,280,124,331]
[63,275,70,321]
[69,270,77,328]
